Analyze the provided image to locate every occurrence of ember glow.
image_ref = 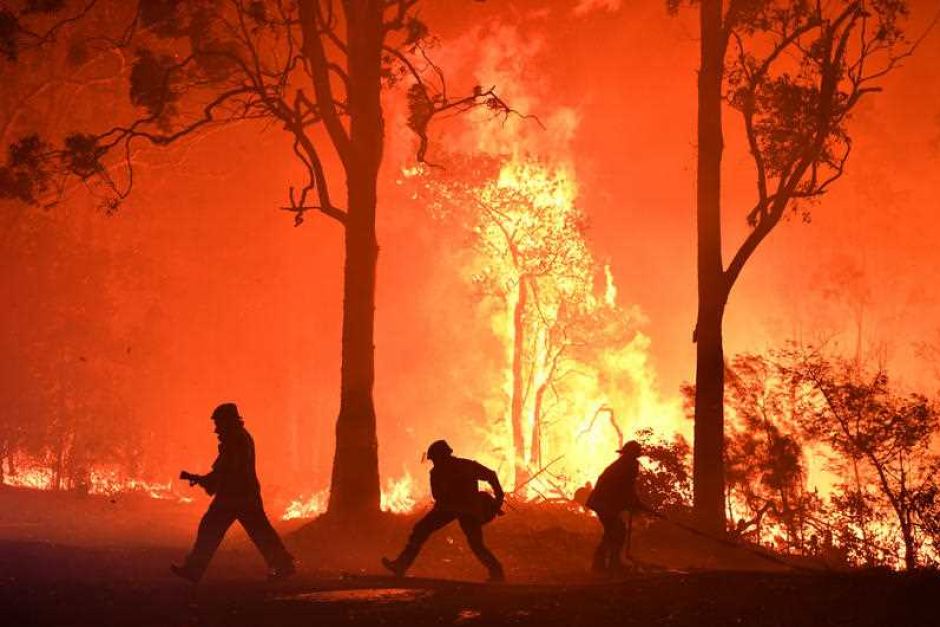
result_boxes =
[2,466,54,491]
[87,469,191,502]
[1,459,190,502]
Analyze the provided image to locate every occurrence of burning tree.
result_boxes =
[470,160,594,487]
[669,0,922,533]
[680,343,940,568]
[412,156,683,495]
[0,0,517,518]
[723,353,821,551]
[633,427,693,514]
[785,349,940,570]
[417,157,598,487]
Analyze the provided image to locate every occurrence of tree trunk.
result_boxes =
[900,517,917,570]
[780,489,793,551]
[510,276,528,489]
[326,1,384,518]
[530,379,547,469]
[851,459,874,566]
[693,0,728,535]
[53,437,65,491]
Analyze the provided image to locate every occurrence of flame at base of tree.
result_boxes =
[281,473,418,521]
[282,490,329,521]
[381,472,419,514]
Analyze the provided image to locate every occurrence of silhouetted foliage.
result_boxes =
[682,344,940,568]
[0,1,98,62]
[0,133,51,203]
[1,1,520,214]
[128,48,182,124]
[783,348,940,569]
[634,428,693,514]
[723,354,820,551]
[62,133,104,179]
[0,10,18,60]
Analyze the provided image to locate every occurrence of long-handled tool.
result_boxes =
[638,504,820,572]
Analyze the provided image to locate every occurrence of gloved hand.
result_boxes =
[179,470,202,487]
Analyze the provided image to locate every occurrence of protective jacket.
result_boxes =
[586,454,639,514]
[203,425,261,499]
[430,457,503,520]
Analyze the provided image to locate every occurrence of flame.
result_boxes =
[1,460,191,502]
[2,466,54,490]
[604,264,617,307]
[87,468,191,501]
[280,473,418,520]
[282,489,329,521]
[381,472,417,514]
[466,157,686,495]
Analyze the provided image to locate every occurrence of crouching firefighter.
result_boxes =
[382,440,506,582]
[171,403,295,582]
[587,440,643,574]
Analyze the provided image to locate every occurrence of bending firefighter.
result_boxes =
[172,403,295,582]
[587,440,643,574]
[382,440,506,581]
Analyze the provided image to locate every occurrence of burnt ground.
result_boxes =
[2,487,938,627]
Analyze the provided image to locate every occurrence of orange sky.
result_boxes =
[2,0,939,499]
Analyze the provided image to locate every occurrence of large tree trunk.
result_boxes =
[693,0,728,535]
[327,1,384,518]
[510,276,528,489]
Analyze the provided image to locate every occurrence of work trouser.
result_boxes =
[592,509,627,572]
[183,494,294,579]
[394,506,503,575]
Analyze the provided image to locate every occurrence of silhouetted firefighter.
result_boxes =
[171,403,295,582]
[382,440,505,581]
[587,440,643,574]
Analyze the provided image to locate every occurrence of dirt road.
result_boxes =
[1,489,936,626]
[3,541,937,627]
